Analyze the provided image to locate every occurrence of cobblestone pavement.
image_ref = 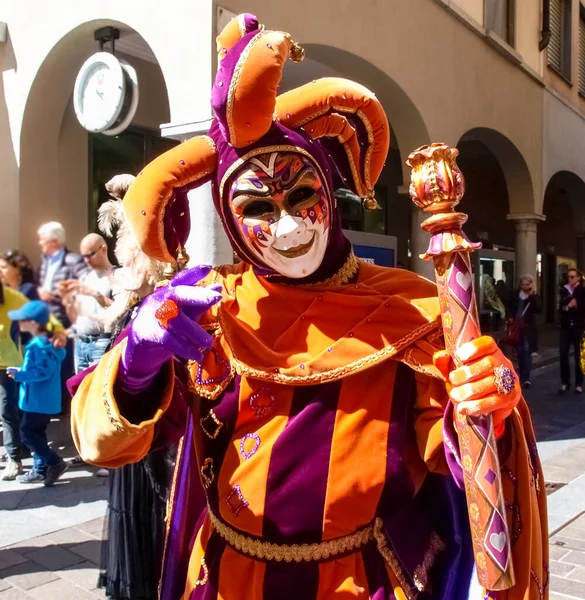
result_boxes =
[1,358,585,598]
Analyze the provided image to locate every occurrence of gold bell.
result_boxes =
[176,245,190,270]
[362,196,380,211]
[285,34,305,63]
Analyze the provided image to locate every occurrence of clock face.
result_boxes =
[73,52,126,133]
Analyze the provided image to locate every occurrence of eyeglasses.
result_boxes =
[82,245,104,259]
[569,274,579,279]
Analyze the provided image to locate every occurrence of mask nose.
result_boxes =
[273,215,305,247]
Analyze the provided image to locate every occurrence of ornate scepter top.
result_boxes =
[407,143,481,260]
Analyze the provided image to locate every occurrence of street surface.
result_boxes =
[0,361,584,598]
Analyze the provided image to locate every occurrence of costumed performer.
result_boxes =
[71,14,548,600]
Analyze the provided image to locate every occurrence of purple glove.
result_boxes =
[118,265,222,393]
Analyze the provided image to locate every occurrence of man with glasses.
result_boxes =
[60,233,115,374]
[559,268,585,394]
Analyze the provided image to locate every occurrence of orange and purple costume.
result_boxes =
[71,14,548,599]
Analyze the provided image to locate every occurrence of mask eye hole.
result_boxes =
[287,186,315,208]
[241,200,275,219]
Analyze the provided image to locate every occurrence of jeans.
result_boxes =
[0,369,21,461]
[517,336,532,383]
[21,411,60,475]
[61,338,75,414]
[74,337,111,374]
[560,327,584,388]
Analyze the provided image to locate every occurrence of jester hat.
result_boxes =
[122,13,390,275]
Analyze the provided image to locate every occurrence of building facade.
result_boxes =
[0,0,583,327]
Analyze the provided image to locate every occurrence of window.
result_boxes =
[579,5,585,94]
[548,0,572,81]
[485,0,515,46]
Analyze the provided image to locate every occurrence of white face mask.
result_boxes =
[229,152,330,279]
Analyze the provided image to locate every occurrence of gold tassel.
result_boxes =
[285,34,305,63]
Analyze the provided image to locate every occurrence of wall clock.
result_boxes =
[73,51,138,135]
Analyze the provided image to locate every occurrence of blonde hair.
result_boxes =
[96,175,165,328]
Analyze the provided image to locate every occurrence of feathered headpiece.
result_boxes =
[122,13,390,272]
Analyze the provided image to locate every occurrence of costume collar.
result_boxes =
[197,259,441,386]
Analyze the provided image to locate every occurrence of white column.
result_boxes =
[161,120,232,268]
[185,182,233,267]
[506,213,546,283]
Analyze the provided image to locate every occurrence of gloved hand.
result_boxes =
[433,336,521,436]
[119,265,222,392]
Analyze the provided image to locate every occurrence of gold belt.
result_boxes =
[208,509,376,563]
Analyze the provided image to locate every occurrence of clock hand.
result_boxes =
[96,89,104,100]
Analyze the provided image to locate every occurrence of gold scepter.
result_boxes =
[407,143,515,591]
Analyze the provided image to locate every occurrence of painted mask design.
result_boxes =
[229,152,330,278]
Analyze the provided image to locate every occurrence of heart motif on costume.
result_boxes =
[196,348,231,386]
[249,387,276,418]
[456,271,472,291]
[489,531,507,553]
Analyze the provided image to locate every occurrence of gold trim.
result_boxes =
[102,348,125,434]
[373,519,416,600]
[209,508,374,562]
[237,14,247,38]
[357,108,375,190]
[413,532,446,592]
[226,31,265,146]
[200,409,223,439]
[158,434,185,600]
[194,557,209,587]
[187,360,235,400]
[294,250,360,288]
[201,457,215,488]
[225,318,440,385]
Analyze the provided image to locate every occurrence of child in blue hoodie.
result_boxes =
[7,301,68,486]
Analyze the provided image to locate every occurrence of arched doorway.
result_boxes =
[19,20,172,261]
[456,128,534,332]
[281,45,431,270]
[540,171,585,322]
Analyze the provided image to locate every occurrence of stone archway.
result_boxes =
[18,20,171,261]
[540,171,585,323]
[281,45,432,272]
[456,127,538,292]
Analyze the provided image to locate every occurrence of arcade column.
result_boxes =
[506,213,546,283]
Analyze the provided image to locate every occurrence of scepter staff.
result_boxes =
[407,143,515,591]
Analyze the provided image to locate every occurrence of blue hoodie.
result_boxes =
[12,335,66,414]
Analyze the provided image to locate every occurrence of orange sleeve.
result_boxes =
[70,339,175,468]
[413,372,450,477]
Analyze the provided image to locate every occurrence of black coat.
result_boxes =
[558,283,585,330]
[508,293,541,346]
[37,248,87,328]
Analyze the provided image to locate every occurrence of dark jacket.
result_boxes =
[508,292,541,346]
[38,248,87,328]
[559,283,585,330]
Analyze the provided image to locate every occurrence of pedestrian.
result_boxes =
[559,267,585,394]
[60,233,115,373]
[0,250,39,300]
[507,275,541,388]
[37,222,87,412]
[6,300,68,486]
[0,284,66,479]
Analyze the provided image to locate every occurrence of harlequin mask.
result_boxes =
[229,152,330,278]
[120,13,390,276]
